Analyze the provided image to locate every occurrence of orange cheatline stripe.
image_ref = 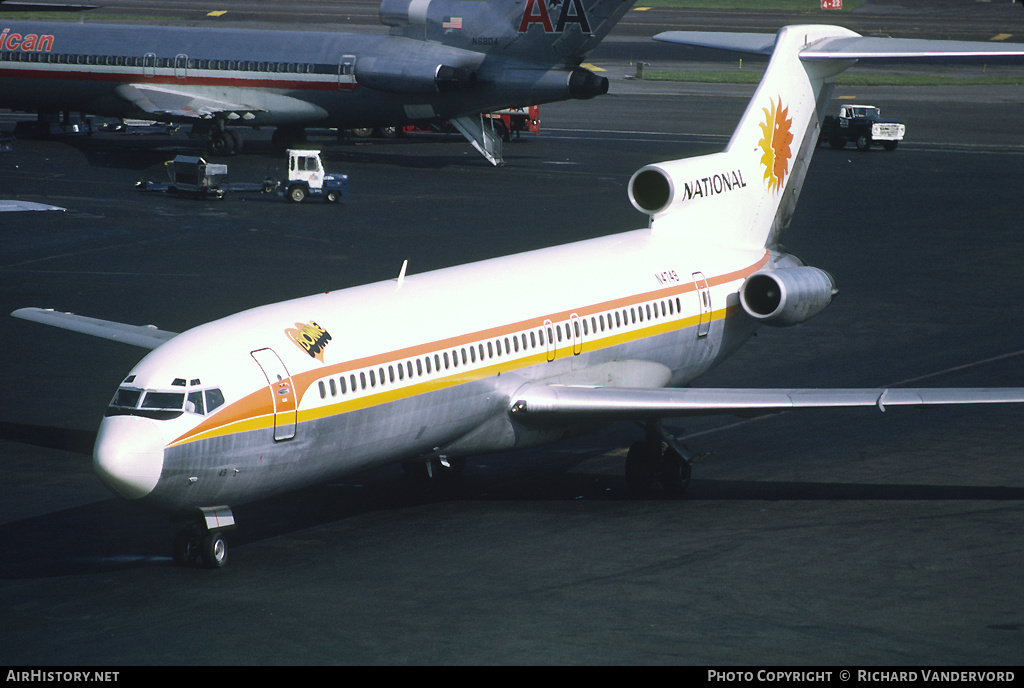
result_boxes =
[168,254,768,448]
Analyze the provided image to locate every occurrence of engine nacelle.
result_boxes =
[379,0,432,27]
[354,58,476,94]
[739,267,837,327]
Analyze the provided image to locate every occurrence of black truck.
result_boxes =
[819,105,905,151]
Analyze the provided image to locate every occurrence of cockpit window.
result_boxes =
[141,391,185,410]
[205,388,225,413]
[110,388,142,409]
[106,385,225,420]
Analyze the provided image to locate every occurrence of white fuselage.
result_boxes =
[94,225,771,513]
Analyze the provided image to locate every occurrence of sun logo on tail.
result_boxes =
[758,97,794,193]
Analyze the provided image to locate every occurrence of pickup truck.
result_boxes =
[820,105,905,151]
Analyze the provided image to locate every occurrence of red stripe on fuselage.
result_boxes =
[0,66,357,92]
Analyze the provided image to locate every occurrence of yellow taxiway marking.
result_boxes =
[581,62,605,72]
[207,10,228,17]
[992,34,1012,42]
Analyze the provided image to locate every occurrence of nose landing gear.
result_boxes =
[171,506,235,569]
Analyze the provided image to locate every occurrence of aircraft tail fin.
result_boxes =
[630,25,1024,249]
[628,25,857,249]
[381,0,637,65]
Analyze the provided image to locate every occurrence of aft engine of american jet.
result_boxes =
[739,266,837,327]
[354,57,478,94]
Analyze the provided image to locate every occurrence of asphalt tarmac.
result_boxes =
[2,3,1024,668]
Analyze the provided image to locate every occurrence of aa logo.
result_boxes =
[758,97,794,194]
[518,0,592,34]
[286,321,332,362]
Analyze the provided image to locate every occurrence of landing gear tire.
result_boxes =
[208,130,235,156]
[625,440,691,498]
[172,527,199,567]
[625,442,658,496]
[172,524,228,568]
[660,448,692,498]
[201,530,228,569]
[229,129,244,155]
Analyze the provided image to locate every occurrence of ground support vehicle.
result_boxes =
[820,105,905,151]
[283,149,348,203]
[136,155,277,199]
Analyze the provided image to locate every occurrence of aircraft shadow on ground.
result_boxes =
[4,434,1024,579]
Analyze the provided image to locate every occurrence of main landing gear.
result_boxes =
[624,421,694,498]
[171,506,235,569]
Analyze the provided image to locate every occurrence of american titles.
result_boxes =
[518,0,592,34]
[0,28,55,52]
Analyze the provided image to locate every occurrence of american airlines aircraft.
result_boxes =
[0,0,629,164]
[13,24,1024,568]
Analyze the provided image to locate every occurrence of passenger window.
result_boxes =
[318,381,326,399]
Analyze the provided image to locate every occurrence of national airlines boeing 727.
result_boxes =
[0,0,630,163]
[13,24,1024,567]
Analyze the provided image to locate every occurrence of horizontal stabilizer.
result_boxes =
[12,308,177,349]
[653,30,1024,60]
[510,384,1024,421]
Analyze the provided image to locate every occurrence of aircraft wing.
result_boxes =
[653,31,1024,59]
[510,383,1024,421]
[12,308,177,349]
[114,83,266,120]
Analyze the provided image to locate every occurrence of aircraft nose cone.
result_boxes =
[93,415,165,500]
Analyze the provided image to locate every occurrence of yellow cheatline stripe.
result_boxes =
[169,256,769,449]
[992,34,1012,42]
[169,305,738,448]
